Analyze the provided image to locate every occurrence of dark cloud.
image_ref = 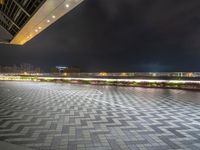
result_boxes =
[1,0,200,72]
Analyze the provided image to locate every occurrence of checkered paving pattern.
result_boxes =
[0,81,200,150]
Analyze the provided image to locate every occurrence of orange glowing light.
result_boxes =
[0,0,5,5]
[98,72,108,77]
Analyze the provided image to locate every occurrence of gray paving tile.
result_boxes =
[0,81,200,150]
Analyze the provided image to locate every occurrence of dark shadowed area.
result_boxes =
[0,0,200,72]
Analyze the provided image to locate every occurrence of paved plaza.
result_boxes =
[0,81,200,150]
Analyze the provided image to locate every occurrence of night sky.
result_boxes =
[1,0,200,72]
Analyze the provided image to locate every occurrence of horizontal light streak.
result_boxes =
[39,77,200,84]
[1,75,200,84]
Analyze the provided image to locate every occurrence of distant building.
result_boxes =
[51,66,80,74]
[0,64,41,74]
[56,66,68,73]
[20,63,34,73]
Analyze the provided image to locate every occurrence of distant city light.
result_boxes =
[98,72,108,77]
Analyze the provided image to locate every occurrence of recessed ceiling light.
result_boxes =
[66,4,69,8]
[47,20,50,23]
[52,15,56,19]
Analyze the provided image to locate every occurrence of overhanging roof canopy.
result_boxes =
[0,0,83,45]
